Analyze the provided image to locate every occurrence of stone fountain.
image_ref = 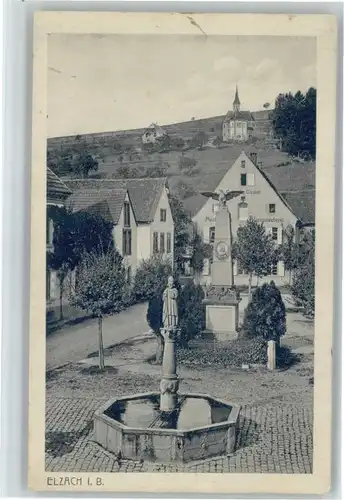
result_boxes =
[93,274,241,463]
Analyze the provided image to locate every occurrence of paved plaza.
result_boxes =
[45,307,314,474]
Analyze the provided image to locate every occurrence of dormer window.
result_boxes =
[124,202,130,227]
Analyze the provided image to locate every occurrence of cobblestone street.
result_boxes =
[45,395,313,473]
[45,308,314,474]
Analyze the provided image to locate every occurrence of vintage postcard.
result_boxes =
[29,12,337,494]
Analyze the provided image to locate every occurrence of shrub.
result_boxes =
[170,137,185,150]
[178,282,205,347]
[133,255,173,302]
[242,281,286,342]
[177,337,268,367]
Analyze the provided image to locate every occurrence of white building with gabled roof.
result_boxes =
[192,151,313,286]
[142,123,168,144]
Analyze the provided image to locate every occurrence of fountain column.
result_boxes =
[160,327,180,412]
[160,276,180,412]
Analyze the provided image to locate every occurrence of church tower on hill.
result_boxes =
[222,86,255,142]
[233,85,241,113]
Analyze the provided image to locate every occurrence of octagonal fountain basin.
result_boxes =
[94,392,241,463]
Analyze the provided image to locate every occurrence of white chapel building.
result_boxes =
[192,151,313,287]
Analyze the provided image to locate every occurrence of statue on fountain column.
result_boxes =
[160,276,180,412]
[162,276,178,329]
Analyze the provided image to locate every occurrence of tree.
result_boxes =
[213,136,222,148]
[71,150,99,178]
[168,194,191,274]
[178,282,205,347]
[47,206,114,319]
[133,255,173,302]
[178,155,198,176]
[175,180,195,200]
[144,161,169,178]
[170,137,185,150]
[47,149,73,177]
[155,135,171,152]
[189,225,212,284]
[232,217,278,299]
[271,88,316,160]
[280,225,299,284]
[70,250,125,370]
[134,255,173,364]
[291,230,315,317]
[242,281,286,342]
[190,131,208,150]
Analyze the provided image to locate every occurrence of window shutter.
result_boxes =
[267,227,272,236]
[247,173,255,186]
[278,261,285,277]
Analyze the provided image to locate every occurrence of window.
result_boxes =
[167,232,172,254]
[240,173,247,186]
[272,227,278,241]
[160,209,167,222]
[153,232,159,253]
[271,263,278,275]
[160,233,165,253]
[241,160,246,168]
[122,229,132,255]
[238,203,248,221]
[46,269,51,300]
[46,217,53,245]
[269,204,276,214]
[209,226,215,244]
[124,202,131,227]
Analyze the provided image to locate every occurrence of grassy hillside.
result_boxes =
[47,111,315,218]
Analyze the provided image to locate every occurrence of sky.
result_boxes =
[47,34,316,138]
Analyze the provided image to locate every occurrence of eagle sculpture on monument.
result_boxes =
[200,188,244,208]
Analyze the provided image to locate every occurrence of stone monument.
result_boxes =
[93,274,241,463]
[201,189,243,341]
[160,276,180,412]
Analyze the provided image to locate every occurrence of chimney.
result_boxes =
[250,152,257,164]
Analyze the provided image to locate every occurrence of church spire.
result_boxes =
[233,85,240,113]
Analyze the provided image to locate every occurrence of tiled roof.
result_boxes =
[47,168,72,197]
[263,162,315,192]
[67,188,127,224]
[223,110,255,123]
[280,190,315,225]
[65,178,167,223]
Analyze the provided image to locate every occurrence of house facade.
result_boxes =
[46,168,72,307]
[66,177,174,279]
[223,86,255,142]
[142,123,168,144]
[192,151,315,287]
